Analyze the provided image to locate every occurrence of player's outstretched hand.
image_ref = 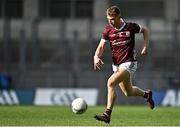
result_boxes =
[94,56,104,70]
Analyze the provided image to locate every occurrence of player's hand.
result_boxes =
[141,46,148,56]
[94,56,104,70]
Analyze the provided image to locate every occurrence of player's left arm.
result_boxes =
[140,26,149,56]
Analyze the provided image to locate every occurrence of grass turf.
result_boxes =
[0,105,180,126]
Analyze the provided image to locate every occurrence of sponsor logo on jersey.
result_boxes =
[111,39,130,46]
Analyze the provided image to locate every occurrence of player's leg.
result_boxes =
[118,70,145,97]
[118,68,155,109]
[106,69,129,109]
[94,69,128,123]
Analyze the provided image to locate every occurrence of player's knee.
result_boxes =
[107,78,116,88]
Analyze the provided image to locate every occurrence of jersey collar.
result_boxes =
[110,20,126,31]
[118,21,126,31]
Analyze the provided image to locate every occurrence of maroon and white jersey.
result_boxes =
[102,22,142,65]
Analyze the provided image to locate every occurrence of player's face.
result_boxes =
[107,15,120,27]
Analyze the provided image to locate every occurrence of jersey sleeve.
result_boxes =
[132,23,142,33]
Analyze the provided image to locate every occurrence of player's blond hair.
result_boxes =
[106,6,121,17]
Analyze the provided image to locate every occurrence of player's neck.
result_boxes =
[113,19,125,30]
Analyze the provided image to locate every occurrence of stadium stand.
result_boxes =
[0,0,180,92]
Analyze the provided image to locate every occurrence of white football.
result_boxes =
[72,98,87,114]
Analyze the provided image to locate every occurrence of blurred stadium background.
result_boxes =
[0,0,180,107]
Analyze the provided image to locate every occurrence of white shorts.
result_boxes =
[112,61,137,75]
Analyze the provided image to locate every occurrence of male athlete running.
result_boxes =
[93,6,155,124]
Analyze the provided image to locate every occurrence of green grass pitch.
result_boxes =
[0,105,180,126]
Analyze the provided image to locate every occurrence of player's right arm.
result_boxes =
[94,39,106,70]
